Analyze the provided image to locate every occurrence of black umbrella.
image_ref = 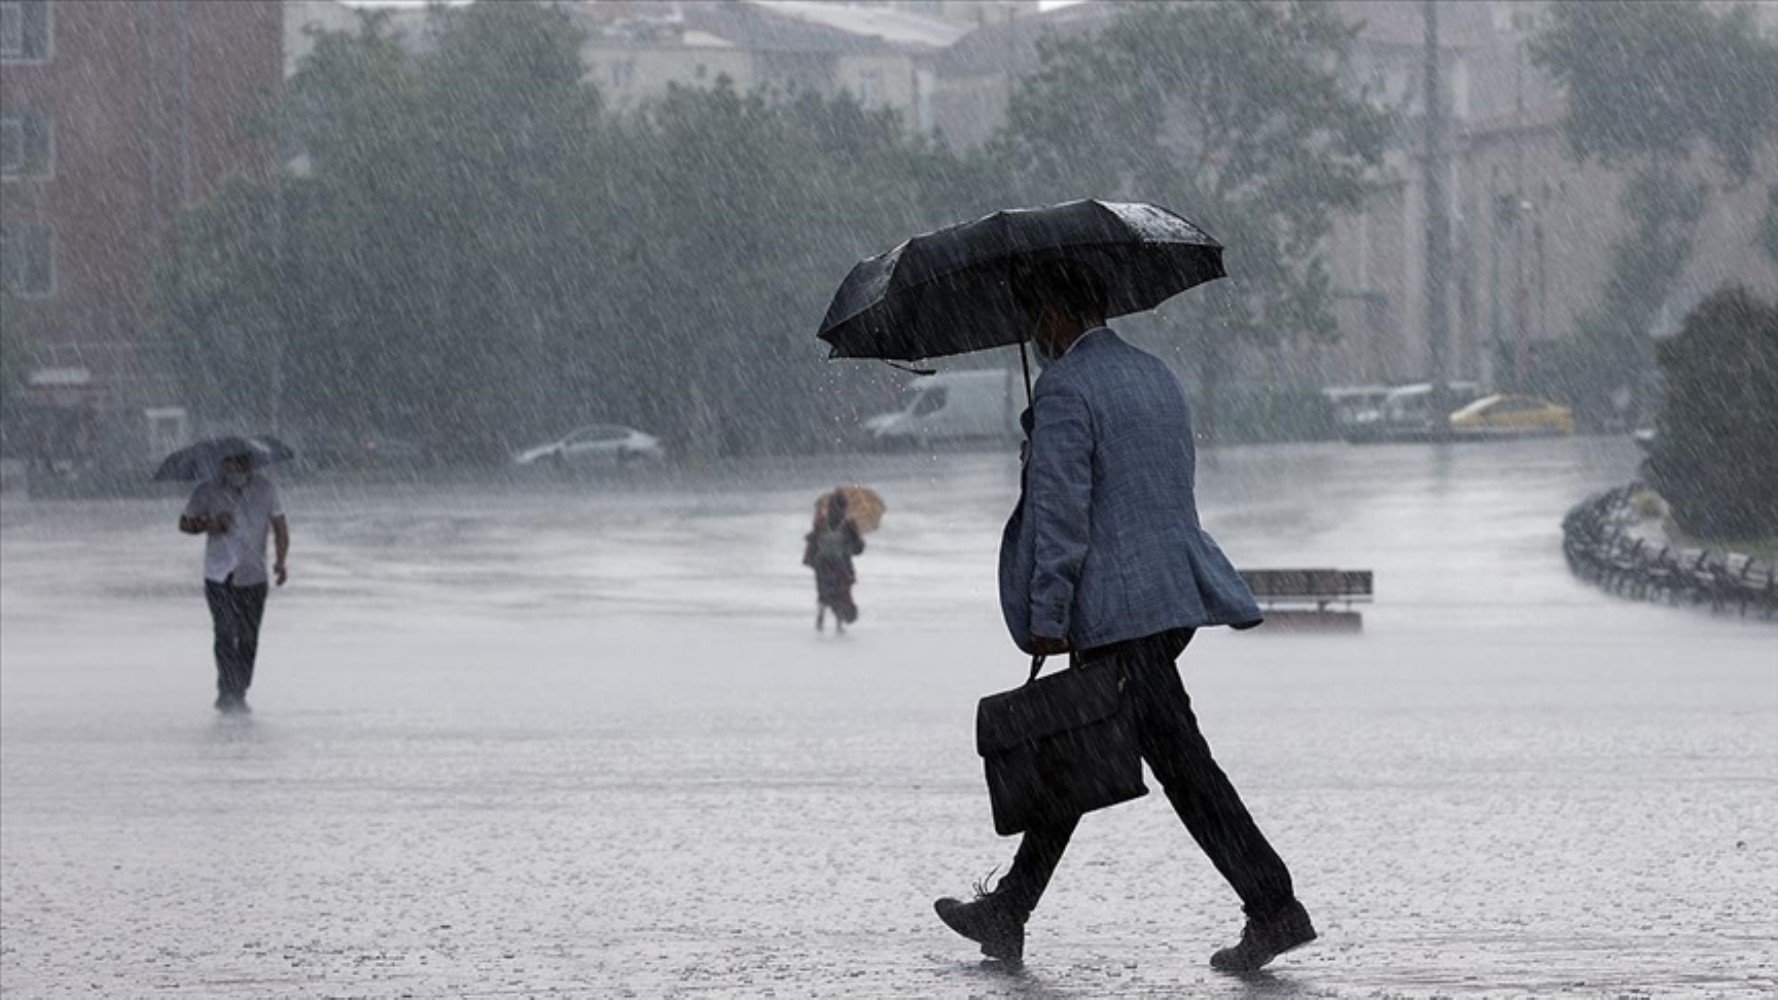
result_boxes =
[152,435,294,482]
[817,199,1225,366]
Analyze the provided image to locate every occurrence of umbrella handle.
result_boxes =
[1018,337,1033,407]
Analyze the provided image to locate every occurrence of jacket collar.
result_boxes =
[1061,326,1115,358]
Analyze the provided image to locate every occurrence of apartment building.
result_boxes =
[1,0,282,476]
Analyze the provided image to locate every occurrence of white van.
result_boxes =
[863,370,1022,448]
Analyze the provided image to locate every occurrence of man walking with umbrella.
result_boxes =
[933,258,1313,971]
[176,447,289,713]
[819,201,1314,972]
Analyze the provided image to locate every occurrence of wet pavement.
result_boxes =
[2,439,1773,998]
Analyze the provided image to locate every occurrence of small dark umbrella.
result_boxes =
[817,199,1225,369]
[152,435,294,482]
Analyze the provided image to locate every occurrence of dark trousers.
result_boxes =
[205,579,268,699]
[996,629,1297,921]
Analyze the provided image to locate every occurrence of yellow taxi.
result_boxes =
[1448,394,1575,437]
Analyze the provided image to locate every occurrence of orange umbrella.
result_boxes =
[815,485,885,534]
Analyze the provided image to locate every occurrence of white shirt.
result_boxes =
[183,474,285,586]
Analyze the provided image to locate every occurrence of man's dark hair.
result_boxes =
[1011,258,1109,322]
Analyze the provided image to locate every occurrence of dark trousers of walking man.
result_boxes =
[206,576,268,705]
[992,629,1296,919]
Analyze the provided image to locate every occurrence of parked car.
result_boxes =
[513,425,665,467]
[1342,381,1482,443]
[1449,394,1575,437]
[1322,384,1393,432]
[862,370,1021,449]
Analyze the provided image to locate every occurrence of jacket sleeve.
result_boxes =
[1025,383,1093,639]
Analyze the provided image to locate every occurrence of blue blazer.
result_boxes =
[999,328,1262,653]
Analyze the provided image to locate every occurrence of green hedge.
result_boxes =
[1646,287,1778,541]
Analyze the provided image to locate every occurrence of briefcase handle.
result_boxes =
[1028,647,1094,684]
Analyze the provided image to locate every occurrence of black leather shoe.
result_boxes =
[934,893,1025,963]
[1210,900,1316,973]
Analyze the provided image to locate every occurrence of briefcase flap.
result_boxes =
[976,666,1124,757]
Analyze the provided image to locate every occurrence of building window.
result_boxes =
[0,0,52,63]
[145,407,191,456]
[855,69,884,105]
[1493,1,1541,34]
[0,110,53,179]
[0,225,54,298]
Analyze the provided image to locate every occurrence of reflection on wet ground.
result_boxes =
[3,440,1773,997]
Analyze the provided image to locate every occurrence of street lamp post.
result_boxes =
[1489,192,1506,391]
[1514,196,1536,388]
[270,165,285,436]
[1421,0,1453,435]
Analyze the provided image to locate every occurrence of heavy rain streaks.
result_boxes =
[2,2,1775,998]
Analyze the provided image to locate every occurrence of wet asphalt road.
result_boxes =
[2,439,1773,998]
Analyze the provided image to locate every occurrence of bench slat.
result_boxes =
[1241,569,1373,600]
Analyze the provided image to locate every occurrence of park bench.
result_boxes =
[1705,553,1778,616]
[1238,569,1373,633]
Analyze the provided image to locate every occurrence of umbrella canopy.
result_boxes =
[816,485,885,534]
[818,199,1225,364]
[152,435,294,482]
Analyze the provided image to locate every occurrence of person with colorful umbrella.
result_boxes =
[821,202,1315,972]
[802,486,881,634]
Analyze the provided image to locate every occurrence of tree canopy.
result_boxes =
[157,0,1387,458]
[1531,0,1778,182]
[157,3,978,458]
[1529,0,1778,419]
[983,1,1390,440]
[990,0,1390,346]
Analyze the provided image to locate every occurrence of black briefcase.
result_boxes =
[975,655,1147,836]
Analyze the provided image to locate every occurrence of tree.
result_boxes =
[162,5,635,454]
[1531,1,1778,419]
[0,281,28,437]
[157,176,285,430]
[1646,288,1778,541]
[989,0,1390,440]
[292,1,607,452]
[1531,1,1778,184]
[156,4,979,460]
[612,81,972,455]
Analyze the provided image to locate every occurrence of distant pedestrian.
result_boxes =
[179,452,288,713]
[804,488,865,633]
[934,259,1313,972]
